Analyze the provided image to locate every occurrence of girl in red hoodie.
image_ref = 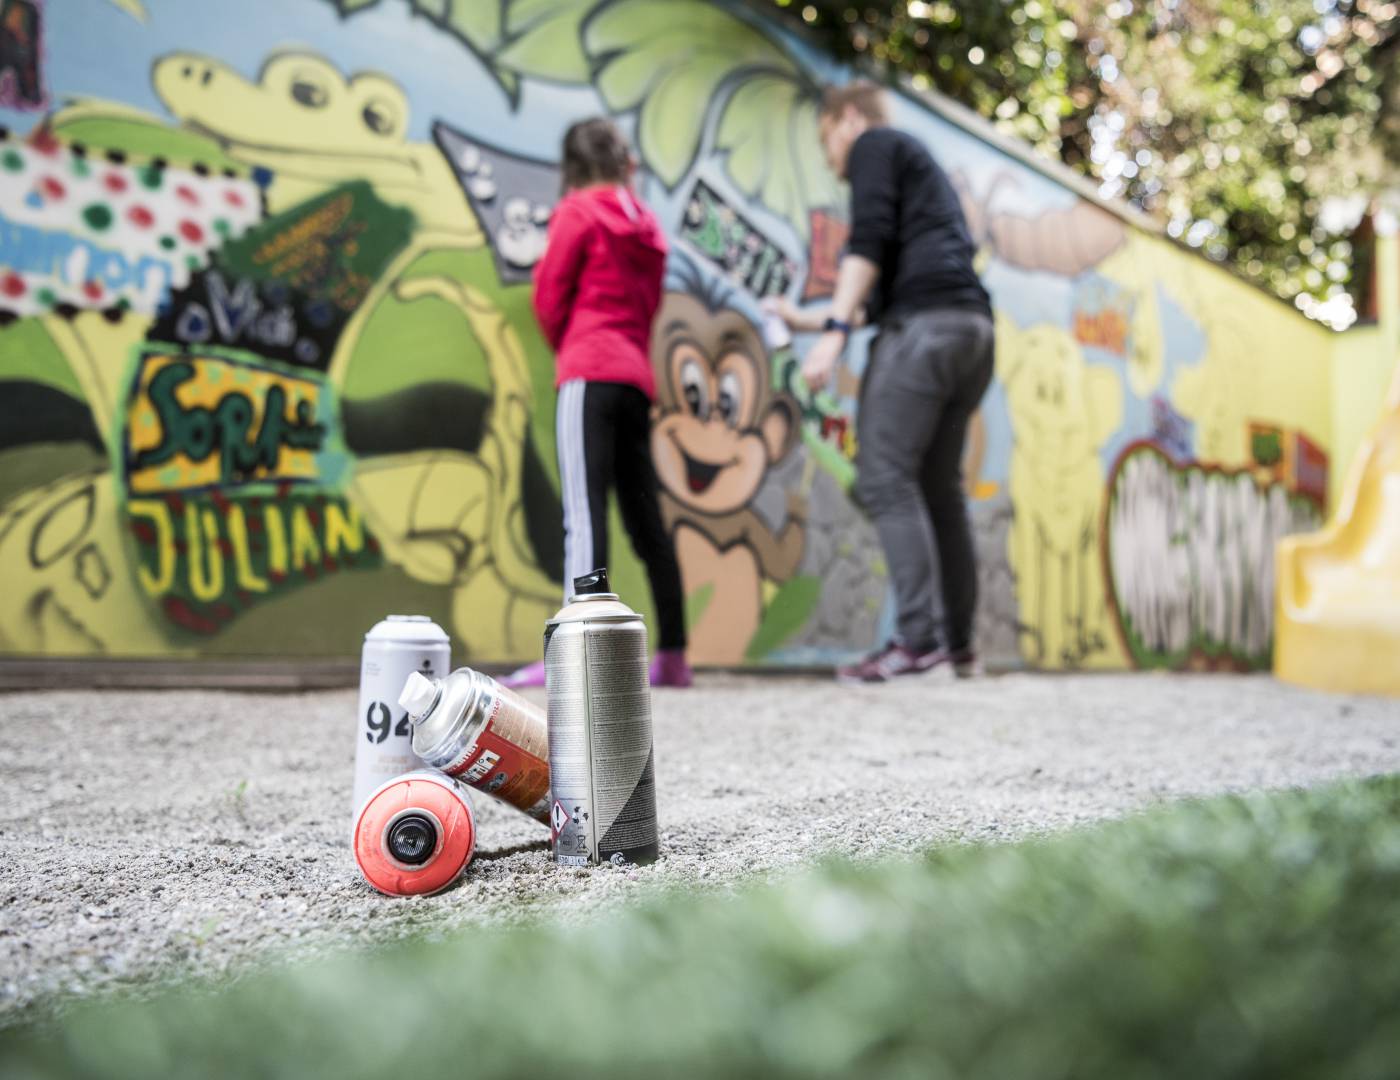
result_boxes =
[503,118,691,689]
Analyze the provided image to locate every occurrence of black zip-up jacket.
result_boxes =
[845,126,991,321]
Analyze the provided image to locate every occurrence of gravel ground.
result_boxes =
[2,671,1398,1022]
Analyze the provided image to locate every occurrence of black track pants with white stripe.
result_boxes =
[555,379,686,650]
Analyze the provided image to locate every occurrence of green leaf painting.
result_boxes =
[495,0,595,84]
[322,0,843,240]
[587,1,797,190]
[685,582,715,632]
[744,575,821,662]
[717,75,843,240]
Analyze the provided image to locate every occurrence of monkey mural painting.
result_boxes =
[0,0,1337,671]
[650,255,810,664]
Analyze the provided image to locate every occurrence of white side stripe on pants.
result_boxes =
[556,379,592,601]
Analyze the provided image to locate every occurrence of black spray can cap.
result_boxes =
[572,568,610,596]
[386,813,438,866]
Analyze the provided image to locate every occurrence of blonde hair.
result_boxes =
[819,81,890,125]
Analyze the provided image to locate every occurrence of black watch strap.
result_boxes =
[823,316,853,336]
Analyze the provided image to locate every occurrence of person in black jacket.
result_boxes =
[767,81,995,684]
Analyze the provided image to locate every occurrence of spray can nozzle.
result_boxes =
[386,813,437,865]
[398,671,439,719]
[572,568,611,596]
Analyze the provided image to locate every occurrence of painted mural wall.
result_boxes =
[0,0,1336,669]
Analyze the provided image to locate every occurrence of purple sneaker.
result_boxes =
[649,649,693,688]
[836,641,945,685]
[500,659,546,690]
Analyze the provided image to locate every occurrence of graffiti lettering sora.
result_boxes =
[133,360,326,486]
[650,264,804,664]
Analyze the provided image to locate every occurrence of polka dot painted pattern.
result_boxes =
[82,203,114,231]
[0,136,262,318]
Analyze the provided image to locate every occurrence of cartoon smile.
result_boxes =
[667,428,735,495]
[682,451,724,494]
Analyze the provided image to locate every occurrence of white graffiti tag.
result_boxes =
[1106,446,1322,667]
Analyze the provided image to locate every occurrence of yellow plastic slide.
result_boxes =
[1275,364,1400,696]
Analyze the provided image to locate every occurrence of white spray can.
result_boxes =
[352,615,450,817]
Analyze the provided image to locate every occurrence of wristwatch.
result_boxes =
[822,316,853,336]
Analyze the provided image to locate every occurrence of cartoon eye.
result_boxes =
[680,359,709,420]
[361,97,399,135]
[291,77,328,109]
[717,370,743,428]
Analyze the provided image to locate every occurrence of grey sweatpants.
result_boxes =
[854,308,995,652]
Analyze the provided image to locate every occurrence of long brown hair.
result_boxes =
[560,117,632,192]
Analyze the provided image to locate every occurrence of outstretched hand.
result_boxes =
[801,331,846,393]
[760,295,801,328]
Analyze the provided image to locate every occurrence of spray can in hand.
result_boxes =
[353,616,450,817]
[544,568,659,867]
[400,667,551,826]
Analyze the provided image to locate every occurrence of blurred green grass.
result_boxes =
[7,776,1400,1079]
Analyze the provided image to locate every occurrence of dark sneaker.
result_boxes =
[935,648,983,678]
[836,641,945,685]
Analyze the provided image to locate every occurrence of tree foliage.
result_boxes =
[764,0,1400,324]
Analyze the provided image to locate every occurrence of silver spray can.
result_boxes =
[353,615,450,816]
[400,666,552,826]
[544,568,658,866]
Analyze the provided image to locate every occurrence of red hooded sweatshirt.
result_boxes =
[532,184,668,399]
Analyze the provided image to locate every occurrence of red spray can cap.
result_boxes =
[352,770,476,897]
